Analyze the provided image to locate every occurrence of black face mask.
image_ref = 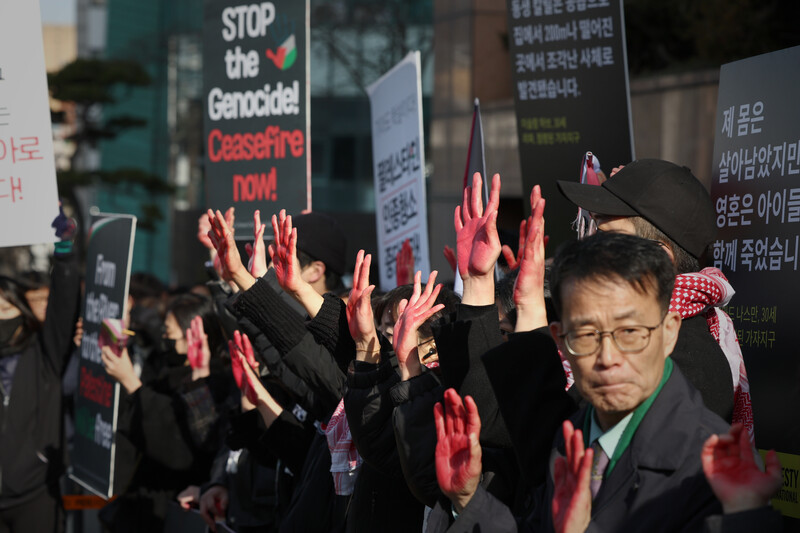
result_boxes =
[0,316,24,347]
[161,339,187,367]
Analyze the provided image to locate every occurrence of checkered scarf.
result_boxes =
[321,398,362,495]
[670,267,754,442]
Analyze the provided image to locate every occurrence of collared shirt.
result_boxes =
[589,411,634,459]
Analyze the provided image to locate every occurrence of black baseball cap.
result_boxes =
[557,159,716,259]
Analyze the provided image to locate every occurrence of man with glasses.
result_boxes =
[428,232,781,532]
[558,159,738,426]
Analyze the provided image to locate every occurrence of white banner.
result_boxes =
[366,52,430,291]
[0,0,60,247]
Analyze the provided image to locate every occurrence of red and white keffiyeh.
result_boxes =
[669,267,754,442]
[321,398,363,495]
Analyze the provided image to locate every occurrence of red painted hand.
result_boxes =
[454,172,501,279]
[501,218,527,271]
[207,208,248,285]
[513,186,548,331]
[229,331,259,402]
[268,209,304,294]
[396,239,415,286]
[552,420,593,533]
[347,250,378,358]
[197,212,214,250]
[245,209,268,278]
[443,245,457,274]
[701,423,782,514]
[434,388,483,513]
[186,316,210,380]
[392,270,444,381]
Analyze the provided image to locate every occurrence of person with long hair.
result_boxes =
[0,210,81,532]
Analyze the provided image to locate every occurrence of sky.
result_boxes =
[40,0,76,25]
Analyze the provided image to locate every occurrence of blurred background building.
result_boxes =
[16,0,799,286]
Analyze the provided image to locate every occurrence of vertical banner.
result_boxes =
[366,52,430,291]
[203,0,310,237]
[505,0,633,247]
[710,45,800,523]
[71,214,136,498]
[0,0,60,246]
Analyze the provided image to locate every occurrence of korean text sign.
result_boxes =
[71,214,136,498]
[710,45,800,521]
[366,52,430,291]
[505,0,633,246]
[203,0,310,237]
[0,0,60,246]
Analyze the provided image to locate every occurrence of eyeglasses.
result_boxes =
[559,314,666,356]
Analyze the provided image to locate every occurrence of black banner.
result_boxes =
[710,45,800,522]
[70,214,136,498]
[505,0,633,247]
[203,0,310,237]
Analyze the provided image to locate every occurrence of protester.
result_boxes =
[558,159,747,431]
[0,207,80,533]
[429,231,781,532]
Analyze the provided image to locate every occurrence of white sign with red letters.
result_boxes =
[0,0,60,247]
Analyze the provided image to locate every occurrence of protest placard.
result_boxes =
[710,45,800,523]
[505,0,633,246]
[0,0,60,246]
[203,0,310,237]
[70,213,136,498]
[366,52,430,291]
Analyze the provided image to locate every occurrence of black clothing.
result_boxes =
[672,315,734,422]
[428,364,731,533]
[0,251,79,515]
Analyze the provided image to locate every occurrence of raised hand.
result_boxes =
[610,165,625,177]
[513,185,548,332]
[268,210,304,294]
[392,270,444,380]
[101,346,142,395]
[443,245,457,273]
[207,208,254,290]
[434,388,483,514]
[396,239,415,286]
[245,209,268,278]
[501,218,527,271]
[197,212,214,250]
[269,209,324,317]
[454,172,501,280]
[701,423,782,514]
[347,250,379,361]
[228,330,259,405]
[552,420,593,533]
[186,316,211,380]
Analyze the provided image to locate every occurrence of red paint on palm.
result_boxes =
[185,316,208,370]
[454,173,502,279]
[701,423,782,513]
[434,389,482,506]
[514,186,546,307]
[443,245,457,273]
[552,420,593,533]
[392,271,444,377]
[268,209,303,293]
[396,239,415,287]
[238,352,260,405]
[346,250,377,346]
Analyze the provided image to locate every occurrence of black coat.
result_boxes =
[671,315,734,423]
[427,363,737,533]
[0,251,80,509]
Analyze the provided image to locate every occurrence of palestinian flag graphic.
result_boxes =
[266,34,297,71]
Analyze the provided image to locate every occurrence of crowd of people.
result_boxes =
[0,160,786,532]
